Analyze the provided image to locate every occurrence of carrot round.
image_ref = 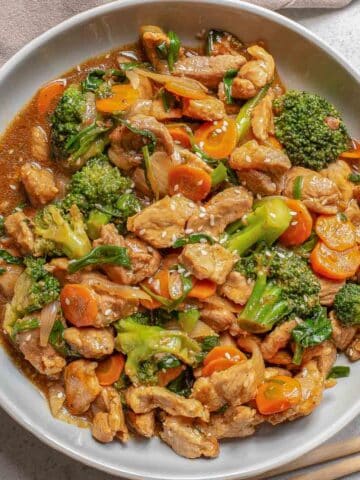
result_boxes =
[60,284,98,327]
[168,165,212,202]
[37,79,66,116]
[204,346,246,366]
[256,375,302,415]
[188,279,217,299]
[96,84,139,113]
[194,118,237,159]
[158,365,184,387]
[279,199,313,247]
[165,80,207,100]
[96,353,125,386]
[315,214,356,252]
[167,126,192,148]
[202,357,238,376]
[310,241,360,280]
[141,269,170,309]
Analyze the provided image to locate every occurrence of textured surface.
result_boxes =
[0,1,360,479]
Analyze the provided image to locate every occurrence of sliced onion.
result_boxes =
[126,70,140,90]
[40,300,60,347]
[81,274,152,301]
[134,68,208,93]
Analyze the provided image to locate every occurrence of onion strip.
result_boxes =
[40,300,60,347]
[81,274,152,301]
[134,68,208,93]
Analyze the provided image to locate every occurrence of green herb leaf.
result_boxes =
[0,249,23,265]
[348,173,360,184]
[292,307,332,365]
[81,69,106,92]
[0,216,5,237]
[158,354,182,370]
[68,245,131,273]
[327,366,350,379]
[293,175,304,200]
[117,118,157,154]
[172,233,215,248]
[223,68,238,104]
[65,122,110,160]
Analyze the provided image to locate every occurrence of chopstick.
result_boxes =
[253,436,360,479]
[290,454,360,480]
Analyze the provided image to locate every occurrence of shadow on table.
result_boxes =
[0,408,119,480]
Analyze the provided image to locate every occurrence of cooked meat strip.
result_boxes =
[321,160,354,203]
[219,77,257,100]
[330,311,357,351]
[93,224,161,285]
[173,54,246,89]
[91,386,128,443]
[202,405,263,439]
[283,166,341,214]
[179,243,236,284]
[16,328,66,376]
[20,163,58,207]
[346,334,360,361]
[126,411,156,438]
[220,271,254,305]
[182,97,225,121]
[238,169,279,196]
[238,45,275,89]
[159,415,219,459]
[128,114,174,155]
[127,195,197,248]
[63,327,114,359]
[318,275,345,306]
[251,89,275,142]
[125,386,209,421]
[108,125,142,171]
[200,304,237,333]
[64,359,101,415]
[301,340,337,378]
[260,319,297,361]
[192,342,264,411]
[141,26,172,73]
[186,186,253,238]
[0,263,24,299]
[4,211,35,255]
[150,98,182,121]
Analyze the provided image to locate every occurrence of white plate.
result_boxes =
[0,1,359,478]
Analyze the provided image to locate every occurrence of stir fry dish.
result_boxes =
[1,25,360,459]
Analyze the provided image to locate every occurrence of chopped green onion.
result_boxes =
[236,85,270,143]
[117,118,157,154]
[167,31,181,72]
[293,176,303,200]
[327,366,350,379]
[223,68,238,104]
[172,233,215,248]
[211,162,228,186]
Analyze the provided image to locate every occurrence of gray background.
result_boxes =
[0,1,360,479]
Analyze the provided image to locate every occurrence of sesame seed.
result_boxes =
[215,128,223,134]
[139,229,146,235]
[201,249,207,256]
[153,279,160,292]
[199,141,205,148]
[174,184,179,192]
[105,308,113,316]
[196,180,204,186]
[65,298,70,306]
[161,231,167,238]
[269,212,276,219]
[185,228,194,234]
[290,211,297,216]
[224,352,231,360]
[245,155,251,163]
[8,149,14,154]
[9,184,17,191]
[264,158,271,163]
[172,234,177,243]
[291,221,298,226]
[209,214,215,226]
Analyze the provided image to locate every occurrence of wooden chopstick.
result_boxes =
[290,454,360,480]
[253,436,360,479]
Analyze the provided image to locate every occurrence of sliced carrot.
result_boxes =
[96,84,139,113]
[37,79,66,116]
[188,279,217,299]
[60,284,98,327]
[279,198,313,247]
[96,353,125,386]
[165,80,207,100]
[310,241,360,280]
[204,346,246,366]
[202,357,238,376]
[167,126,192,148]
[158,365,184,387]
[315,214,356,252]
[194,118,237,159]
[256,375,302,415]
[340,140,360,159]
[168,165,212,201]
[140,269,170,309]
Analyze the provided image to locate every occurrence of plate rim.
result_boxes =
[0,0,359,478]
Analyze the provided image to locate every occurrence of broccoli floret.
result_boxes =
[334,283,360,326]
[10,257,60,316]
[236,244,321,319]
[115,319,201,385]
[50,85,108,169]
[61,155,138,237]
[226,197,291,256]
[34,204,91,259]
[274,90,349,171]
